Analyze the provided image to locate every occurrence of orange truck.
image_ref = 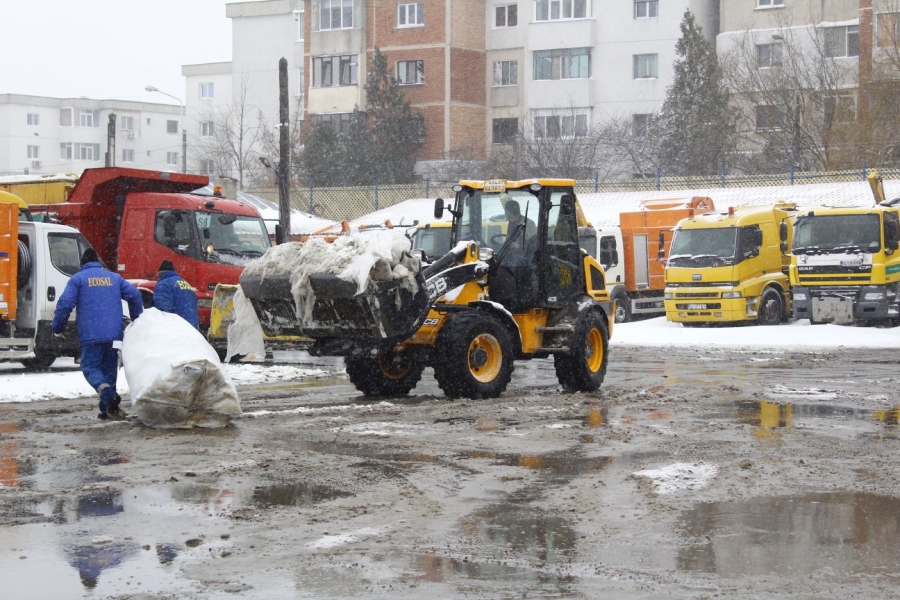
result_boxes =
[593,197,715,323]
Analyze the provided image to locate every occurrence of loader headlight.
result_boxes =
[478,247,494,261]
[722,291,743,299]
[411,249,426,261]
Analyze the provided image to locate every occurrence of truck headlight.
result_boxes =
[864,292,885,301]
[664,292,674,300]
[722,291,743,299]
[793,292,807,301]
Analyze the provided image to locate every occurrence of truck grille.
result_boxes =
[673,292,720,299]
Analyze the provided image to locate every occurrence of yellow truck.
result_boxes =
[664,202,798,325]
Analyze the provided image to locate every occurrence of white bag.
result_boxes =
[123,308,241,428]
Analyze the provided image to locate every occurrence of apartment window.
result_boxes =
[535,0,589,21]
[824,92,857,123]
[199,159,215,175]
[319,0,353,30]
[72,143,100,161]
[200,82,215,99]
[122,149,134,163]
[877,13,900,47]
[397,2,424,27]
[60,143,72,160]
[408,116,426,141]
[59,108,73,127]
[634,0,657,18]
[79,109,100,128]
[166,152,178,166]
[534,48,590,80]
[313,54,359,87]
[532,109,589,138]
[756,43,783,68]
[632,113,652,137]
[26,113,39,126]
[294,7,304,41]
[492,118,518,144]
[397,60,425,85]
[495,3,518,27]
[493,60,519,86]
[311,112,353,135]
[756,0,784,7]
[201,121,215,137]
[825,25,859,57]
[633,54,658,79]
[165,120,178,134]
[756,104,787,130]
[27,145,40,159]
[119,116,134,131]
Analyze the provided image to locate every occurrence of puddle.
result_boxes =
[678,492,900,577]
[251,482,351,507]
[703,400,898,430]
[459,449,613,481]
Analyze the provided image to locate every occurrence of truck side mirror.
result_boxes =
[779,221,788,242]
[275,224,286,245]
[560,194,575,216]
[434,198,444,219]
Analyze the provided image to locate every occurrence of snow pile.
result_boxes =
[242,228,421,324]
[633,462,718,495]
[225,287,265,363]
[122,308,241,428]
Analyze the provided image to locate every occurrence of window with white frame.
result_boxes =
[27,113,39,126]
[823,91,857,123]
[60,143,73,160]
[59,108,73,127]
[200,82,215,99]
[492,118,518,144]
[495,3,518,27]
[534,48,590,80]
[398,60,425,85]
[535,0,589,21]
[313,54,359,87]
[632,114,653,137]
[634,0,657,18]
[756,43,783,68]
[122,149,134,163]
[824,25,859,57]
[76,143,101,160]
[397,2,423,27]
[755,104,787,130]
[294,6,304,40]
[311,112,353,135]
[166,152,178,166]
[201,121,215,137]
[493,60,519,86]
[756,0,784,7]
[79,109,99,127]
[633,54,658,79]
[199,159,215,175]
[167,120,179,134]
[27,145,40,159]
[119,116,134,131]
[319,0,353,30]
[532,109,589,138]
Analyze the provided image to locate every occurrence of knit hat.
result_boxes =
[158,260,175,273]
[80,248,100,266]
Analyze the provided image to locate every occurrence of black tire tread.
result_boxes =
[345,352,425,397]
[554,310,609,393]
[432,311,514,399]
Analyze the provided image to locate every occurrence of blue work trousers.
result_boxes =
[80,342,119,411]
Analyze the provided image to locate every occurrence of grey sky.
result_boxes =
[0,0,233,106]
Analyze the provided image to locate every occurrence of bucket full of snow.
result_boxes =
[122,308,241,428]
[239,229,428,352]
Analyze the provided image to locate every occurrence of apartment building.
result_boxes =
[0,94,186,177]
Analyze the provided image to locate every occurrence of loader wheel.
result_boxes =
[554,310,609,393]
[345,350,425,397]
[433,311,513,399]
[758,288,784,326]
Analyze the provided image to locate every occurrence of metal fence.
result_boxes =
[247,165,900,223]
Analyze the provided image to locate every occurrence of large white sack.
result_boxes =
[225,287,266,363]
[123,308,241,428]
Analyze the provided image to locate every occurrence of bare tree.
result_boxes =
[596,113,663,178]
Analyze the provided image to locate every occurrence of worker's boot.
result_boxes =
[97,385,115,420]
[108,393,127,420]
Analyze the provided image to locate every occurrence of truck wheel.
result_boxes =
[758,288,784,326]
[21,352,56,371]
[433,311,513,399]
[345,350,425,397]
[554,310,609,392]
[611,288,631,324]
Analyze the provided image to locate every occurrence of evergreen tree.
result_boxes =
[658,11,735,176]
[296,121,343,186]
[342,109,376,186]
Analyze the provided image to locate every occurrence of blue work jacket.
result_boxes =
[153,270,200,330]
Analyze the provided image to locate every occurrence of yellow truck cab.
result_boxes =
[411,221,452,261]
[664,202,797,325]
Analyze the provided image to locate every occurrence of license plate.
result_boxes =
[686,304,706,310]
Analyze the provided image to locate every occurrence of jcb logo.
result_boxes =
[427,277,448,298]
[422,318,440,326]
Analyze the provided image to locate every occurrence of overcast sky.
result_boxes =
[0,0,234,106]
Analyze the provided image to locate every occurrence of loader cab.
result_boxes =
[449,179,584,313]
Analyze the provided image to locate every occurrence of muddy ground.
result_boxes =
[1,345,900,599]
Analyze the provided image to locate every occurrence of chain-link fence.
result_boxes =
[247,165,900,223]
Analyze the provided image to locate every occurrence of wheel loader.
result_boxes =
[239,178,614,399]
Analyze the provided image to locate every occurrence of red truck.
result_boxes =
[31,167,271,342]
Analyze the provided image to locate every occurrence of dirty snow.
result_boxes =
[633,462,719,495]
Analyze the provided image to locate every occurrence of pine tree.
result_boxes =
[297,121,343,186]
[658,10,735,176]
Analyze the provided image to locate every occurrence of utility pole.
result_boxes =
[106,113,117,167]
[278,57,291,240]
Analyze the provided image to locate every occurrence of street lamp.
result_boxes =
[145,85,187,173]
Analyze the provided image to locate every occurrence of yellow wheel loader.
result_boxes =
[239,178,614,399]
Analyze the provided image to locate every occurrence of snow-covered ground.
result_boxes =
[0,317,892,404]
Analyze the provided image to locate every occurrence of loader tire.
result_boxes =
[433,311,513,400]
[345,350,424,397]
[554,310,608,393]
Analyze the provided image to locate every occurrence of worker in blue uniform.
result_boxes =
[152,260,199,329]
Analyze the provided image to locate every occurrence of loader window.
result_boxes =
[49,232,93,276]
[599,235,618,268]
[545,195,584,305]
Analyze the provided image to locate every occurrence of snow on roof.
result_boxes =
[0,172,79,185]
[196,186,337,235]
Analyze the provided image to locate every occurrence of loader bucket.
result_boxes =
[239,271,430,354]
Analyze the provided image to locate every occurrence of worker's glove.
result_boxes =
[53,332,65,340]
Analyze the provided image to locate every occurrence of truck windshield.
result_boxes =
[793,214,881,254]
[195,212,271,266]
[457,189,536,252]
[668,228,739,267]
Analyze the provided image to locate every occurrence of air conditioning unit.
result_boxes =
[31,160,41,168]
[127,131,138,139]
